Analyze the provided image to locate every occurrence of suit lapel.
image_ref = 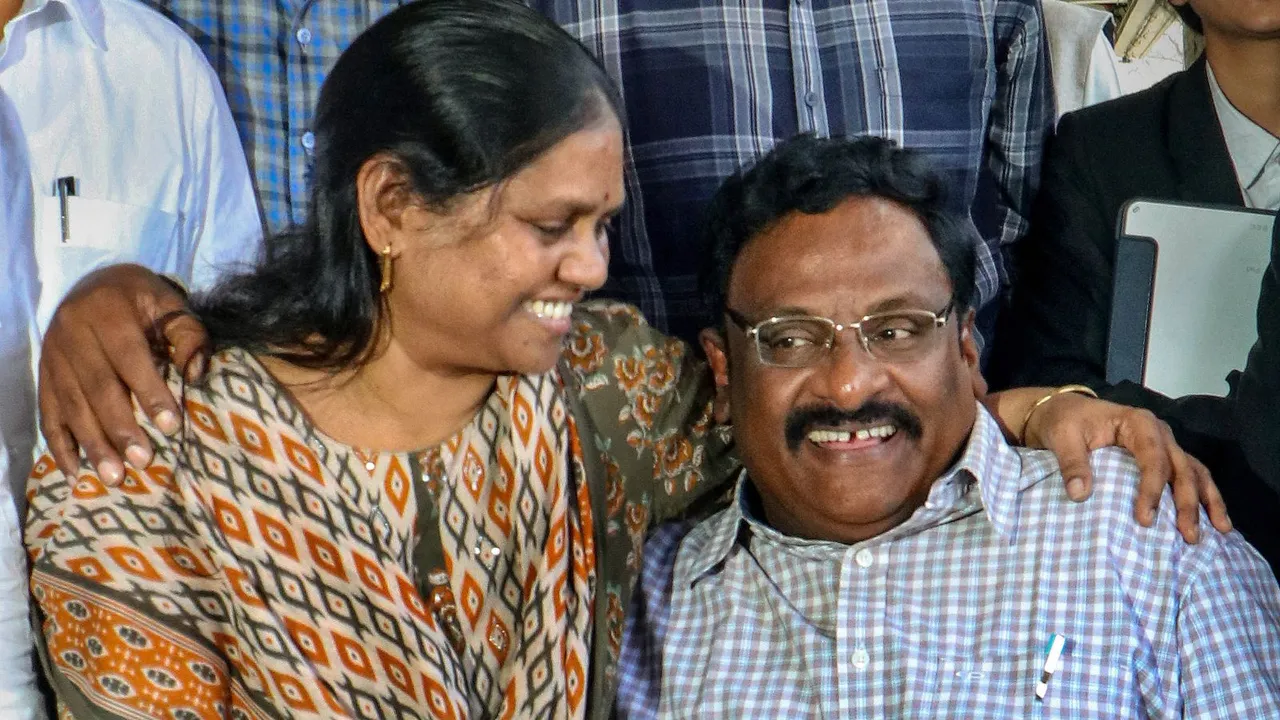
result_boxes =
[1166,56,1246,206]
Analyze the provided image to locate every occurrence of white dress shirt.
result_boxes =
[0,89,46,720]
[0,3,261,713]
[0,0,263,494]
[1042,0,1123,118]
[1208,63,1280,211]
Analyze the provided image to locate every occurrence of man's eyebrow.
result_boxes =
[862,294,949,315]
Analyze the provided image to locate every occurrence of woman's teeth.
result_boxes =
[524,300,573,320]
[808,425,898,443]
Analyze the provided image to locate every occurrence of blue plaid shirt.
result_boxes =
[144,0,1051,340]
[617,407,1280,718]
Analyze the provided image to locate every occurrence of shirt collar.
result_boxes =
[1207,62,1280,193]
[685,404,1051,581]
[3,0,105,53]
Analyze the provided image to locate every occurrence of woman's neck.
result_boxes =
[1206,35,1280,137]
[261,342,497,454]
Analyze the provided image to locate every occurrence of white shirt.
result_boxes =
[0,3,261,713]
[1042,0,1123,118]
[0,0,263,491]
[0,89,46,720]
[1208,63,1280,211]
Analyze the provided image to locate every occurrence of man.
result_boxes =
[988,0,1280,568]
[1,2,261,712]
[142,0,1052,341]
[616,135,1280,718]
[0,0,262,497]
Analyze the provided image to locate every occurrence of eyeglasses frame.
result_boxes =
[723,300,956,367]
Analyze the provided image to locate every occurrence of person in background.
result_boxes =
[0,0,262,498]
[617,134,1280,719]
[988,0,1280,571]
[1041,0,1124,118]
[0,88,44,720]
[0,0,260,714]
[141,0,1052,343]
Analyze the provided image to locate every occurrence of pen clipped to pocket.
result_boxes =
[54,176,77,243]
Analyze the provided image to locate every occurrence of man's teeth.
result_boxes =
[807,425,898,443]
[524,300,574,319]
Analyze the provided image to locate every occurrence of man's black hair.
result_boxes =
[699,134,977,323]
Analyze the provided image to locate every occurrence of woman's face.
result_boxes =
[378,115,626,377]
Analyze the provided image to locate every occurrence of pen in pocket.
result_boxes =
[54,176,77,243]
[1035,633,1067,701]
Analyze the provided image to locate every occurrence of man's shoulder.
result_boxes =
[97,0,223,80]
[1011,445,1234,567]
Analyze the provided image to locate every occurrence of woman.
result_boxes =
[27,1,1222,718]
[28,4,724,718]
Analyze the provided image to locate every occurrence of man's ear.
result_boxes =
[959,308,988,397]
[699,327,732,424]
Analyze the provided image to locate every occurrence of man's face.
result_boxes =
[701,196,984,544]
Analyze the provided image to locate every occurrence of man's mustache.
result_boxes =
[784,401,924,452]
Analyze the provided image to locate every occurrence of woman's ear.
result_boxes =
[700,327,732,424]
[355,154,421,254]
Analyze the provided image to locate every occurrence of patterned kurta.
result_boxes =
[26,301,735,719]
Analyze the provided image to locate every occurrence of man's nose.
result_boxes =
[809,337,890,406]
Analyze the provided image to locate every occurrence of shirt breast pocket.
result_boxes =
[919,651,1135,719]
[33,196,182,328]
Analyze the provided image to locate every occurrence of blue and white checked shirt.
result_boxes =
[616,406,1280,718]
[144,1,1051,340]
[140,0,406,234]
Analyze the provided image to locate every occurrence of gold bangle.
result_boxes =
[1019,384,1100,443]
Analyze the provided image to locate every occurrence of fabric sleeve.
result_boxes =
[985,0,1054,271]
[563,302,737,525]
[1177,536,1280,717]
[24,381,233,718]
[1233,222,1280,492]
[177,36,264,291]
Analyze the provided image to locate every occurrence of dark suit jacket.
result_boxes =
[988,57,1280,571]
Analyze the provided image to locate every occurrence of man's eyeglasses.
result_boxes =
[724,301,955,367]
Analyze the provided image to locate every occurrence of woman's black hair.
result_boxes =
[192,0,623,369]
[699,134,977,323]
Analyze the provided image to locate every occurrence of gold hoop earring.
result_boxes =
[379,244,394,293]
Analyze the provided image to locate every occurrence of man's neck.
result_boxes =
[0,0,23,41]
[1205,35,1280,137]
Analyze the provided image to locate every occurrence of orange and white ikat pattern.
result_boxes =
[27,348,595,720]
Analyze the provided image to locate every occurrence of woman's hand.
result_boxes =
[985,387,1230,544]
[38,264,209,483]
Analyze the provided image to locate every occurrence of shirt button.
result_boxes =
[301,131,316,150]
[855,548,874,568]
[296,27,313,45]
[851,648,870,670]
[805,91,818,106]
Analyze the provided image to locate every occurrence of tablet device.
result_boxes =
[1107,199,1274,397]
